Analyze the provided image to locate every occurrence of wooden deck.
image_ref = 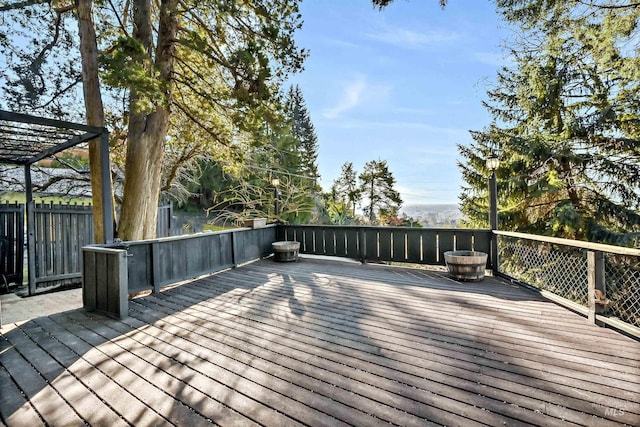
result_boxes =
[1,257,639,426]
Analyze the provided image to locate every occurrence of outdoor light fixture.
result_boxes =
[486,152,500,172]
[272,175,280,220]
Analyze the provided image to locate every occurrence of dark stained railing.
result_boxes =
[83,225,276,319]
[277,225,493,268]
[81,222,640,337]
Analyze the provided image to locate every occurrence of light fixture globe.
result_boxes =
[271,176,280,187]
[486,153,500,172]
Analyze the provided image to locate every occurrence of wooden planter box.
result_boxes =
[243,218,267,229]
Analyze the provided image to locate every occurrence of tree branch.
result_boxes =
[0,0,48,11]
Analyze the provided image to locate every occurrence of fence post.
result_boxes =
[100,130,114,244]
[25,181,36,296]
[587,250,606,324]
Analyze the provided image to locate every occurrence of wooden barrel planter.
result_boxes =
[272,241,300,262]
[444,250,488,281]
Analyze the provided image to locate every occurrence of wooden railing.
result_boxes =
[80,222,640,338]
[277,225,493,267]
[495,230,640,338]
[82,224,276,319]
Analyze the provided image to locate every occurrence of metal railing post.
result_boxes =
[488,171,499,272]
[100,131,114,243]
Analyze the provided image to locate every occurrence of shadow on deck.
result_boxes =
[1,257,639,426]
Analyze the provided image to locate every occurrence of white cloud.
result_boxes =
[322,78,365,119]
[366,27,460,49]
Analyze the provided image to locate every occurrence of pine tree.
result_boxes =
[331,161,361,217]
[285,85,320,184]
[359,160,402,225]
[460,1,640,245]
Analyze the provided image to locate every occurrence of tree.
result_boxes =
[331,161,361,217]
[359,159,402,225]
[372,0,447,9]
[0,0,113,242]
[286,85,320,183]
[459,1,640,244]
[1,0,306,241]
[113,0,305,240]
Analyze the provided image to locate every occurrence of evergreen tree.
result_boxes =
[359,160,402,225]
[285,85,320,184]
[331,161,361,217]
[372,0,447,9]
[460,1,640,245]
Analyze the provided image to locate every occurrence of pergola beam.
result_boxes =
[0,110,114,244]
[26,131,101,165]
[0,110,105,135]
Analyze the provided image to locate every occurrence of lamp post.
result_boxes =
[271,175,280,221]
[486,153,499,230]
[486,152,500,272]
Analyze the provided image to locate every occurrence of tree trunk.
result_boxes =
[77,0,113,243]
[118,0,178,241]
[369,180,375,223]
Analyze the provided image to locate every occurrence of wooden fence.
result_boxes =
[30,202,94,293]
[0,202,25,287]
[83,225,276,318]
[277,225,493,268]
[157,202,177,238]
[0,201,178,294]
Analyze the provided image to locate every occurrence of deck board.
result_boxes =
[1,257,639,426]
[171,279,639,415]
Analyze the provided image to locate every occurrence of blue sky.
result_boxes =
[289,0,511,205]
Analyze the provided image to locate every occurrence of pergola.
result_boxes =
[0,109,114,273]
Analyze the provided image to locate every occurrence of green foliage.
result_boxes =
[359,159,403,225]
[331,161,361,218]
[0,0,307,204]
[371,0,447,10]
[286,85,320,184]
[49,152,90,170]
[460,1,640,245]
[99,36,164,113]
[181,83,322,225]
[328,159,403,225]
[325,199,353,225]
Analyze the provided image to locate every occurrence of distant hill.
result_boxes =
[400,204,460,215]
[400,204,462,227]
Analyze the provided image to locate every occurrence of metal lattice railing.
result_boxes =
[498,234,640,328]
[499,237,589,304]
[604,254,640,328]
